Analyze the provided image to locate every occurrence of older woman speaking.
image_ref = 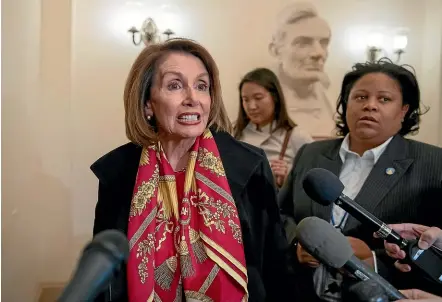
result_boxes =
[90,39,292,302]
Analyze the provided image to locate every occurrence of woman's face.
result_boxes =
[147,52,211,140]
[241,82,275,128]
[346,72,409,143]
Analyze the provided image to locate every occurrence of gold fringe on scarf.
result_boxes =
[184,151,198,194]
[189,227,207,264]
[154,255,178,290]
[179,239,195,278]
[157,178,178,220]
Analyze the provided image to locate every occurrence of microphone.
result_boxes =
[303,168,407,247]
[345,279,389,302]
[302,168,442,285]
[295,217,406,300]
[57,230,130,302]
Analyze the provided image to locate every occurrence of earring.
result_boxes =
[147,115,151,121]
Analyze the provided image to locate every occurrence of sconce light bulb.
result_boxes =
[366,32,384,48]
[393,35,408,50]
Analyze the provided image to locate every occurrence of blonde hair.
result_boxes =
[124,38,232,147]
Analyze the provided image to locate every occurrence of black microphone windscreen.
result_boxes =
[302,168,344,205]
[295,217,353,268]
[345,279,389,302]
[88,229,129,261]
[58,230,129,302]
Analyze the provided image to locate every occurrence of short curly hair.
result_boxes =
[335,58,428,137]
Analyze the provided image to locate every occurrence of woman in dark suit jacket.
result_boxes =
[91,39,292,302]
[278,59,442,300]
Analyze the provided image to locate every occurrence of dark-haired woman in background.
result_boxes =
[278,59,442,300]
[234,68,313,187]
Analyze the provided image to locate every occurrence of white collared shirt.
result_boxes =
[332,134,394,229]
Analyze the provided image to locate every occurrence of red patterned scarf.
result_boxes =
[127,129,248,301]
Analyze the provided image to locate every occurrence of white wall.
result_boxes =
[418,0,442,144]
[2,0,442,300]
[2,0,74,301]
[2,0,44,300]
[37,0,74,283]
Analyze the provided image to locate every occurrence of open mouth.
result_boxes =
[177,113,201,124]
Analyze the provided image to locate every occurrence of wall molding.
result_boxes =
[37,282,65,302]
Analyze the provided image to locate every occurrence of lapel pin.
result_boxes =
[385,167,395,175]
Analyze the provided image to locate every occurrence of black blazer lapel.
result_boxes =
[311,140,343,221]
[344,135,414,231]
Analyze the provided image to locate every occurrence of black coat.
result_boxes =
[91,130,295,302]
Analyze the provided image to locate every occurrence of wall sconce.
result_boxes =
[366,32,384,63]
[393,34,408,63]
[128,17,175,46]
[365,31,408,63]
